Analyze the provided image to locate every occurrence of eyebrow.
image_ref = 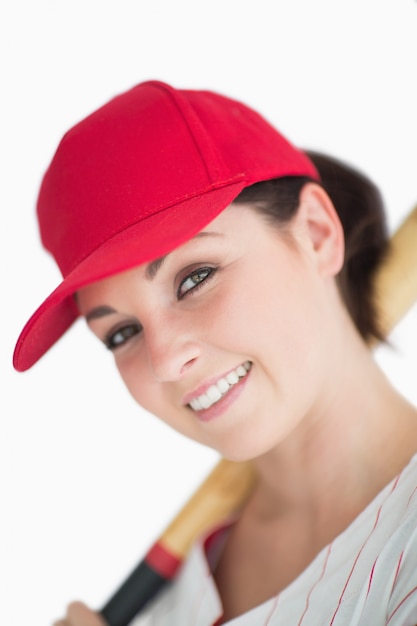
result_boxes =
[84,231,224,321]
[145,231,224,281]
[85,305,117,322]
[145,255,166,280]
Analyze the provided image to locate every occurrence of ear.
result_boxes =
[295,182,345,278]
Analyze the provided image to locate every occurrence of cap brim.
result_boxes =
[13,182,246,371]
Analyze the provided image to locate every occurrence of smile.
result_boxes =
[188,361,252,411]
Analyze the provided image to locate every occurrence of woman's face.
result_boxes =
[77,185,345,461]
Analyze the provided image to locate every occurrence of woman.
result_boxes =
[13,80,417,624]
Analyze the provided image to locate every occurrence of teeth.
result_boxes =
[192,397,203,411]
[188,361,252,412]
[217,378,229,393]
[200,395,211,409]
[226,371,239,385]
[206,385,222,403]
[236,365,246,377]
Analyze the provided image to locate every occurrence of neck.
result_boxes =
[250,329,417,525]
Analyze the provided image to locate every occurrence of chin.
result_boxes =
[214,436,279,464]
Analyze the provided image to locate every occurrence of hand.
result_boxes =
[53,601,107,626]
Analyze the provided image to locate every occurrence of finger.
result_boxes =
[67,601,107,626]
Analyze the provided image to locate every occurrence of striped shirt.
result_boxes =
[134,454,417,625]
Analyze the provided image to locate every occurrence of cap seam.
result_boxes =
[150,82,227,184]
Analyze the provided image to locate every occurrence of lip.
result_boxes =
[183,362,252,423]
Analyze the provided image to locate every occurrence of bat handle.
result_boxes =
[100,460,256,625]
[100,557,169,626]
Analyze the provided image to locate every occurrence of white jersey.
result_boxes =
[133,454,417,625]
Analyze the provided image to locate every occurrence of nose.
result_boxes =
[144,316,201,382]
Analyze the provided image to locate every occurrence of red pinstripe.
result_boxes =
[391,550,404,595]
[386,586,417,624]
[407,485,417,507]
[329,473,402,624]
[367,559,377,597]
[264,596,280,625]
[297,544,333,625]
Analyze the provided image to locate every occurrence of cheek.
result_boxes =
[213,257,312,347]
[221,258,327,388]
[116,355,158,411]
[115,355,189,426]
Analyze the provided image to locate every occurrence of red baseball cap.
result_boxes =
[13,80,319,371]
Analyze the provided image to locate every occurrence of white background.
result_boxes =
[1,1,417,625]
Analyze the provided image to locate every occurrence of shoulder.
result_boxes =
[345,455,417,624]
[383,461,417,624]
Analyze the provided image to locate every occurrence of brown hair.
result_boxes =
[233,151,389,343]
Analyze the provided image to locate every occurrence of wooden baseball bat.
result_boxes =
[100,205,417,626]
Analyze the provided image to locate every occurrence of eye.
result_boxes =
[177,267,216,299]
[104,322,142,351]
